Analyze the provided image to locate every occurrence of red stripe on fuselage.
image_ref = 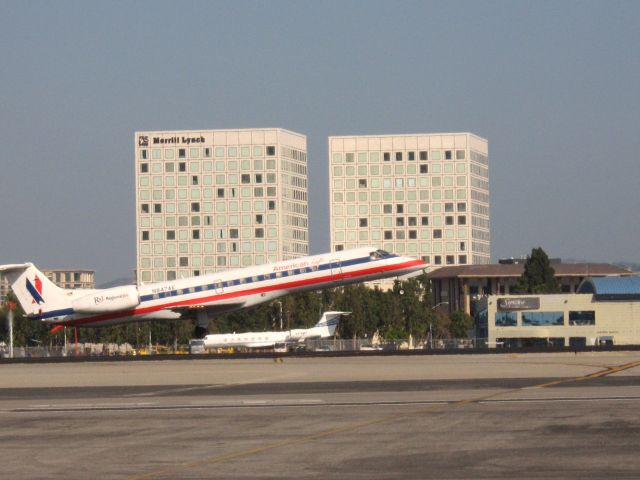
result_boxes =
[60,259,425,328]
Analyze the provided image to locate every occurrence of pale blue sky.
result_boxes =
[1,1,639,282]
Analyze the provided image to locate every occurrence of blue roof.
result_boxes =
[578,276,640,300]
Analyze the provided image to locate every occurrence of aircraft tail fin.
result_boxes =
[314,311,349,335]
[0,263,69,317]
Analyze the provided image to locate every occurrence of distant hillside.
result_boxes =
[98,277,135,289]
[612,262,640,273]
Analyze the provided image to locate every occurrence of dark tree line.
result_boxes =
[0,275,474,348]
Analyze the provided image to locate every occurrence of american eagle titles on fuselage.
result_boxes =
[0,247,427,332]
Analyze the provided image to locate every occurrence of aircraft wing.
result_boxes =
[168,301,248,318]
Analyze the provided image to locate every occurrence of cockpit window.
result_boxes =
[370,249,391,259]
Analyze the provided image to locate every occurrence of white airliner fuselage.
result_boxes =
[1,247,427,332]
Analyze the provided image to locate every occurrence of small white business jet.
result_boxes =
[0,246,426,334]
[202,311,348,349]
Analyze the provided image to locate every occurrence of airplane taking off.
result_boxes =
[0,246,427,335]
[202,311,348,349]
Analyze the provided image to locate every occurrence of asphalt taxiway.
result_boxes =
[1,352,640,479]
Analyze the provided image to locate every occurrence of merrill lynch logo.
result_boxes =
[497,297,540,310]
[153,136,205,145]
[137,135,205,146]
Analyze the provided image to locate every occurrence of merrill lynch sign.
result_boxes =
[497,297,540,311]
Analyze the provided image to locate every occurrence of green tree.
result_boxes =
[516,247,560,293]
[450,310,473,338]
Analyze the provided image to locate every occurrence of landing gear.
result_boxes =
[193,325,208,339]
[193,310,209,339]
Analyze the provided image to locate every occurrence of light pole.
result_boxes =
[429,302,449,349]
[5,300,17,359]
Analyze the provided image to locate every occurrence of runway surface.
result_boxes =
[2,352,640,479]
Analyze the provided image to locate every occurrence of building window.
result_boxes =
[141,204,149,213]
[192,230,200,240]
[335,244,344,251]
[255,228,264,238]
[445,216,454,225]
[230,229,239,239]
[395,152,403,161]
[408,151,415,161]
[457,202,466,212]
[460,241,466,251]
[255,174,263,183]
[179,257,189,267]
[191,176,199,185]
[359,179,367,188]
[458,255,467,264]
[141,231,149,241]
[396,217,404,227]
[191,202,200,212]
[383,204,392,214]
[359,218,368,227]
[522,312,564,326]
[178,162,186,172]
[241,174,251,184]
[458,215,467,225]
[396,204,404,213]
[420,165,428,174]
[495,311,517,327]
[217,188,225,198]
[178,148,186,158]
[384,231,393,240]
[421,216,429,226]
[266,146,276,156]
[408,217,417,226]
[445,150,452,160]
[569,311,596,326]
[445,203,454,212]
[166,230,175,240]
[456,150,466,160]
[255,214,263,224]
[383,152,391,161]
[409,230,417,239]
[434,255,442,265]
[140,163,148,173]
[446,255,455,265]
[433,229,442,239]
[268,201,276,210]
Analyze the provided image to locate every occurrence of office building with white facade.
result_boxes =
[329,133,490,268]
[135,128,308,283]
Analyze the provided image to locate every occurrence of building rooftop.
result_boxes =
[428,263,632,279]
[577,276,640,300]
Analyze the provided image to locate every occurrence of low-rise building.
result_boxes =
[428,262,633,316]
[476,276,640,347]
